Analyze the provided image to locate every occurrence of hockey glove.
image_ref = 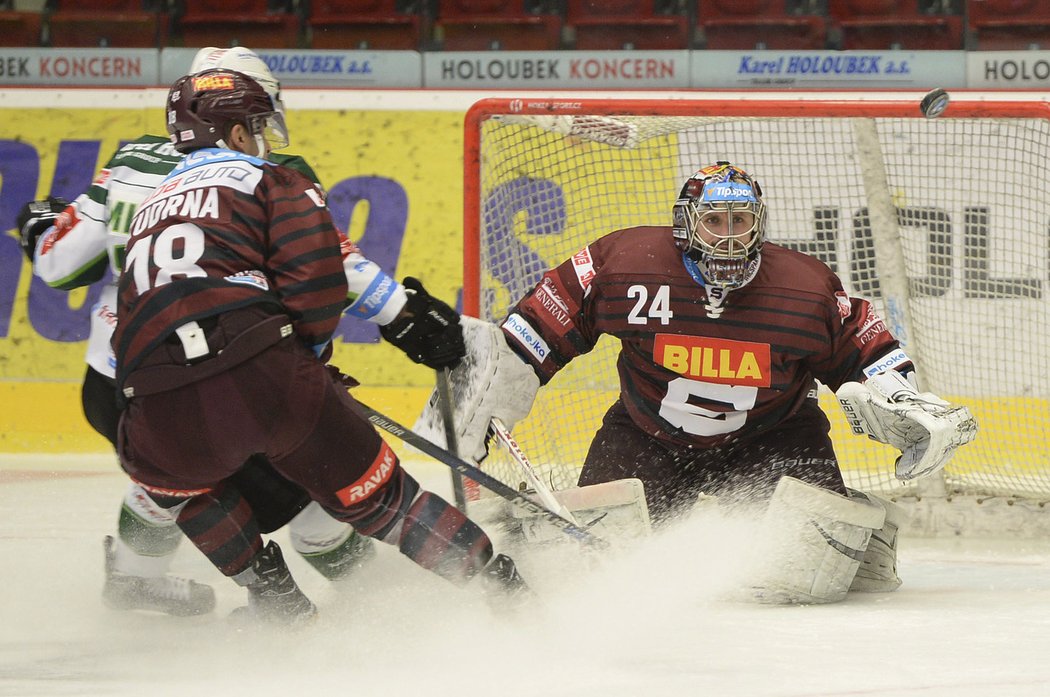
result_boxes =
[414,316,540,463]
[16,197,69,262]
[380,277,465,370]
[837,370,977,481]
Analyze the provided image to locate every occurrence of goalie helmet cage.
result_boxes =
[462,96,1050,537]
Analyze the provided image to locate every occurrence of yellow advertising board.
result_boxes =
[0,94,463,452]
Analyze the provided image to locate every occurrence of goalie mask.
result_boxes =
[672,161,766,290]
[166,68,289,155]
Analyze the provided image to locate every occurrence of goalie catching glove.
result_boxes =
[415,316,540,462]
[379,277,465,370]
[16,197,69,262]
[837,370,977,481]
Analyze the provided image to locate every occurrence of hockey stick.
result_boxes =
[436,367,468,511]
[489,417,581,526]
[358,401,606,549]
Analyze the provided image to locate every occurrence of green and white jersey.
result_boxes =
[35,135,179,289]
[33,135,183,378]
[32,135,406,378]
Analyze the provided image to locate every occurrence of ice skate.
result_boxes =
[479,553,534,613]
[234,541,317,626]
[102,536,216,616]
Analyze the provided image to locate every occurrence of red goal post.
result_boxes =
[462,96,1050,536]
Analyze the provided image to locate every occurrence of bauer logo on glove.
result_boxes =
[836,370,977,481]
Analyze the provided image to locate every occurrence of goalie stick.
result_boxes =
[357,401,607,550]
[436,367,468,511]
[488,417,581,526]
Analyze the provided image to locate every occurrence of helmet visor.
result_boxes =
[250,110,289,151]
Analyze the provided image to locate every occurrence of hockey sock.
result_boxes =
[344,469,493,584]
[296,531,375,581]
[289,503,375,581]
[174,483,263,577]
[111,484,183,577]
[395,490,494,584]
[117,503,182,556]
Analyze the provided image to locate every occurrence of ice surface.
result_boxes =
[2,454,1050,697]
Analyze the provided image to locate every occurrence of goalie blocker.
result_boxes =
[836,370,977,481]
[415,317,653,540]
[416,316,541,463]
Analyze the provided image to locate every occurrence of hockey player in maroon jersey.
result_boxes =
[112,69,527,624]
[16,47,440,617]
[429,162,976,603]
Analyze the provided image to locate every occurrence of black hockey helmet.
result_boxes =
[166,68,288,154]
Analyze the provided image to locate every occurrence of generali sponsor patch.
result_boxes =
[534,278,572,330]
[336,440,397,505]
[855,303,888,345]
[654,334,771,387]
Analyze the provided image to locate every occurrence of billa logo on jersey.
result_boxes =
[192,74,236,91]
[654,334,771,387]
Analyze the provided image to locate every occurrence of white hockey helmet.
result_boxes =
[189,47,283,111]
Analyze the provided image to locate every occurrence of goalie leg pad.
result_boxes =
[415,316,540,462]
[847,489,904,593]
[513,478,652,545]
[749,477,885,605]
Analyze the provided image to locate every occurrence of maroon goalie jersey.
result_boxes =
[503,226,911,448]
[113,148,347,382]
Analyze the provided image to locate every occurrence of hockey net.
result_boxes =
[462,97,1050,535]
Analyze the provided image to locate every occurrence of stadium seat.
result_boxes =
[175,0,300,49]
[0,1,43,47]
[435,0,562,51]
[306,0,423,50]
[46,0,168,48]
[697,0,828,50]
[968,0,1050,50]
[566,0,690,50]
[829,0,964,50]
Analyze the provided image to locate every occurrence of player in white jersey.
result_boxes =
[16,47,463,616]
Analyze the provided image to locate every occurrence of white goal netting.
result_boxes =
[462,97,1050,533]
